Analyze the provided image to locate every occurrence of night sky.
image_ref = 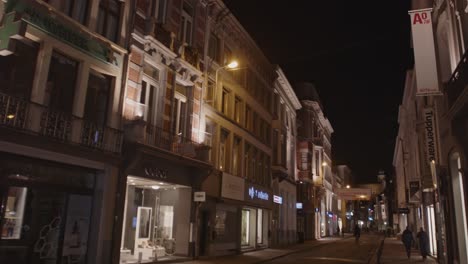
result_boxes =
[224,1,413,183]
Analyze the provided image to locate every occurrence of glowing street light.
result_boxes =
[322,161,328,167]
[346,185,350,189]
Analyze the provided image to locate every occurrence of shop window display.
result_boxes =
[1,187,27,240]
[120,177,191,263]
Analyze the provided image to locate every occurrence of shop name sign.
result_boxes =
[4,0,114,64]
[144,167,168,179]
[248,187,269,201]
[424,108,437,163]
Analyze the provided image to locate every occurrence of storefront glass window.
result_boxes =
[257,209,263,244]
[120,176,191,263]
[241,209,250,246]
[1,187,27,239]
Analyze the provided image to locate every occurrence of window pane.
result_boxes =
[1,187,27,240]
[106,13,119,42]
[140,81,147,104]
[97,8,106,35]
[0,40,38,98]
[46,51,78,113]
[84,70,111,126]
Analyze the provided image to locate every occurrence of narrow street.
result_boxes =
[264,233,380,264]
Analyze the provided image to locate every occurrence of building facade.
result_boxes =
[392,0,468,262]
[270,67,301,247]
[295,82,334,240]
[115,0,214,263]
[196,0,276,257]
[0,0,129,263]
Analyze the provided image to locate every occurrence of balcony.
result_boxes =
[124,120,211,163]
[0,93,123,154]
[447,51,468,109]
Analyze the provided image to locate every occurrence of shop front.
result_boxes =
[241,183,272,250]
[118,149,210,264]
[0,151,114,264]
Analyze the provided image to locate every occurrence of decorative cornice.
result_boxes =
[275,66,302,110]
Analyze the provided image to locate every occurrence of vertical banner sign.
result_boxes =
[408,9,441,96]
[423,107,439,188]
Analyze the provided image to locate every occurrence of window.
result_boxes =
[179,0,194,45]
[0,39,38,98]
[208,33,221,63]
[61,0,89,24]
[245,105,251,130]
[224,45,232,65]
[219,129,229,171]
[143,64,160,82]
[204,119,216,163]
[140,79,158,124]
[221,88,230,116]
[244,143,250,178]
[234,96,242,124]
[1,187,27,240]
[97,0,121,42]
[257,209,263,244]
[84,70,112,126]
[241,209,250,245]
[273,130,279,164]
[46,51,79,113]
[172,86,187,137]
[273,93,279,118]
[232,136,242,176]
[152,0,167,23]
[205,79,215,106]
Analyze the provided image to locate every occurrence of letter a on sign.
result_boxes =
[408,8,441,96]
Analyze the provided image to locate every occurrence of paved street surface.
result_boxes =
[183,233,382,264]
[380,237,438,264]
[264,233,380,264]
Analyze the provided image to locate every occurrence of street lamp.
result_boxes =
[346,185,351,189]
[215,60,239,88]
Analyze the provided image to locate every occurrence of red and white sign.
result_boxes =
[408,8,441,96]
[273,195,283,204]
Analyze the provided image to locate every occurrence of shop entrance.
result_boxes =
[120,176,191,263]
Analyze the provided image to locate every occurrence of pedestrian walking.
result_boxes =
[401,226,414,259]
[337,226,340,236]
[416,227,429,260]
[354,224,361,244]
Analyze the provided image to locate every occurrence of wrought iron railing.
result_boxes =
[127,122,211,163]
[0,93,28,128]
[0,92,123,154]
[151,124,210,162]
[447,51,468,108]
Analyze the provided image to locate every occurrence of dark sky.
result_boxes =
[224,1,413,183]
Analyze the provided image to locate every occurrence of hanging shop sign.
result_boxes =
[408,8,441,96]
[296,203,303,209]
[194,192,206,202]
[1,0,115,64]
[273,195,283,204]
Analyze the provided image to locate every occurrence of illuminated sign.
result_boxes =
[248,187,269,201]
[273,195,282,204]
[296,203,303,209]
